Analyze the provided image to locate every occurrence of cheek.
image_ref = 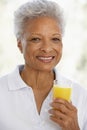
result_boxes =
[23,46,35,61]
[56,47,62,61]
[60,47,63,56]
[56,45,62,55]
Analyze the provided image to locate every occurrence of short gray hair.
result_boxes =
[14,0,65,39]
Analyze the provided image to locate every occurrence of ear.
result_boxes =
[17,39,23,53]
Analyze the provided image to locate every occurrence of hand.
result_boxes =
[49,98,80,130]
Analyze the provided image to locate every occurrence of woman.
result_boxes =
[0,0,87,130]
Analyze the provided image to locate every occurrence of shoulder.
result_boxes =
[71,80,87,105]
[0,74,10,100]
[0,74,8,88]
[0,65,20,90]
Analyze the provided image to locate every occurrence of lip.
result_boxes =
[36,56,55,63]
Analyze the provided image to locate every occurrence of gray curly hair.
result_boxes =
[14,0,65,39]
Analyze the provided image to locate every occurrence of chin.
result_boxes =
[37,66,54,72]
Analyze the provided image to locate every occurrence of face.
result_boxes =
[18,16,63,72]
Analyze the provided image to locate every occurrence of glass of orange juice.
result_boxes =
[53,79,72,101]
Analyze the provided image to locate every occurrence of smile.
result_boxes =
[37,56,55,63]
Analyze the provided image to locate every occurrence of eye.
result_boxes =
[52,37,61,43]
[30,37,41,43]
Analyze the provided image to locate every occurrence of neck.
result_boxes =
[20,66,55,90]
[20,66,55,114]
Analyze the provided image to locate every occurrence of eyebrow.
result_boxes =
[30,33,62,36]
[52,33,61,36]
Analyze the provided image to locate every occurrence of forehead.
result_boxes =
[23,16,61,36]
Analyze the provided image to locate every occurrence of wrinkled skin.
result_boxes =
[49,98,80,130]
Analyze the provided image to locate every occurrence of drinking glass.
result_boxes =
[53,79,72,101]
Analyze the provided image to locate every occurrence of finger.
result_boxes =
[50,115,64,127]
[49,109,79,129]
[49,109,66,120]
[50,99,77,117]
[50,102,69,115]
[53,98,76,111]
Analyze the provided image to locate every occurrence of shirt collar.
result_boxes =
[7,65,61,91]
[8,65,29,91]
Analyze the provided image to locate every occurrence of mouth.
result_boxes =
[37,56,55,63]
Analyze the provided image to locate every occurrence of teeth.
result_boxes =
[38,57,53,60]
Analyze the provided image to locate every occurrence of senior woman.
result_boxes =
[0,0,87,130]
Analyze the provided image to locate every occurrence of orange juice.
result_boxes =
[53,86,72,101]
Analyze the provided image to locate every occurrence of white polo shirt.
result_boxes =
[0,65,87,130]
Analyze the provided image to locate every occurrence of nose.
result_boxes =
[40,40,52,53]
